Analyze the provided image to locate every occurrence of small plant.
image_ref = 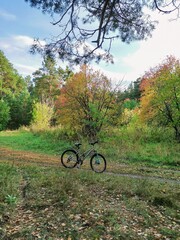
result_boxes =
[5,194,17,205]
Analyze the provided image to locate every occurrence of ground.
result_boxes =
[0,147,179,240]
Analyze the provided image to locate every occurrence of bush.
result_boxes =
[31,102,53,131]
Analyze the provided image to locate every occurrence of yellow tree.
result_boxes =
[140,56,180,141]
[55,65,116,138]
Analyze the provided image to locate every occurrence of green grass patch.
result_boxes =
[0,129,70,155]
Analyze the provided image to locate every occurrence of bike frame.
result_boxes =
[76,145,96,162]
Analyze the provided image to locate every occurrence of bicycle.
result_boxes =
[61,141,106,173]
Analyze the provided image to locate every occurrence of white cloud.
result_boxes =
[89,11,180,87]
[122,13,180,82]
[0,9,16,21]
[13,35,35,46]
[14,63,38,76]
[13,35,46,47]
[0,35,46,54]
[0,35,44,76]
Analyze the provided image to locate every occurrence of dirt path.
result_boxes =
[0,147,180,184]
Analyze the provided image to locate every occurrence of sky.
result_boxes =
[1,0,180,87]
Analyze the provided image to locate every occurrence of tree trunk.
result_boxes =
[173,126,180,143]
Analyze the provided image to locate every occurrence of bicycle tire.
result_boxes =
[90,153,106,173]
[61,149,78,168]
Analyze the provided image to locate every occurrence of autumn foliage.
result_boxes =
[55,65,115,137]
[140,56,180,141]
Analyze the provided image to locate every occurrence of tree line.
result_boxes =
[0,50,179,141]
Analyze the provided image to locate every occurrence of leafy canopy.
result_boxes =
[25,0,180,64]
[0,50,26,99]
[55,65,117,137]
[140,56,180,141]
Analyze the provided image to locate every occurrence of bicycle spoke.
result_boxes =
[61,150,78,168]
[90,153,106,173]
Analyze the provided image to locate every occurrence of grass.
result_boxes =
[0,129,70,155]
[0,163,179,239]
[0,128,180,169]
[99,126,180,168]
[0,128,179,239]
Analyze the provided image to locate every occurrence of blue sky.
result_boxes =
[1,0,180,87]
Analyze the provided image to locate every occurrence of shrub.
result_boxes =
[31,102,53,131]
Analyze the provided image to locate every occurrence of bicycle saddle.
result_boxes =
[75,143,82,148]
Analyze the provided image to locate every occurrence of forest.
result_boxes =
[0,50,180,143]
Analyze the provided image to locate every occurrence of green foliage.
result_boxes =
[0,50,33,130]
[0,100,10,131]
[119,108,136,126]
[123,99,139,110]
[5,194,17,205]
[31,102,53,131]
[99,122,180,167]
[0,50,26,99]
[117,78,141,102]
[6,92,33,130]
[140,56,180,141]
[31,56,72,107]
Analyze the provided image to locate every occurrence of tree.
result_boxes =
[32,56,61,106]
[0,50,26,99]
[118,78,141,102]
[6,92,33,130]
[140,56,180,141]
[25,0,180,64]
[0,50,33,130]
[55,65,117,137]
[32,56,73,107]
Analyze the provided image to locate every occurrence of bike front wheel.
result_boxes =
[90,153,106,173]
[61,149,78,168]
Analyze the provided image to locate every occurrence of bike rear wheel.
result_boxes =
[90,153,106,173]
[61,149,78,168]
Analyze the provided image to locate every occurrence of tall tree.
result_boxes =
[140,56,180,141]
[55,65,116,137]
[0,50,26,99]
[25,0,180,63]
[32,56,62,106]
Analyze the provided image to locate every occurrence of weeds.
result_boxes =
[5,195,17,205]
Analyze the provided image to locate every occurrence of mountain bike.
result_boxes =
[61,141,106,173]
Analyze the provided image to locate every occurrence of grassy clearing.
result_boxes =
[0,163,179,240]
[0,128,180,169]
